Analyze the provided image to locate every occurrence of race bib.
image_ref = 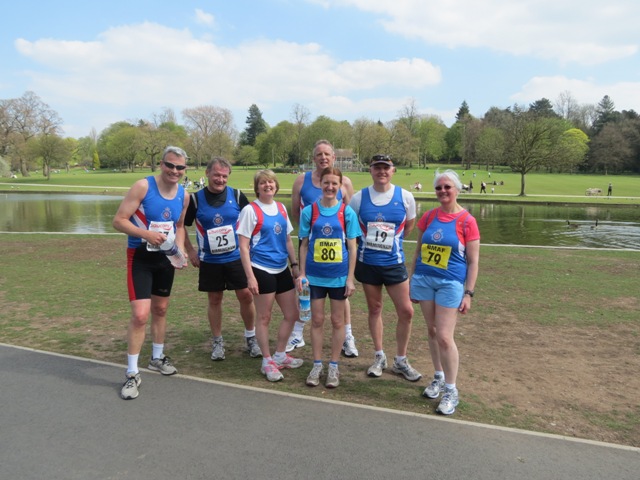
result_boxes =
[313,238,342,263]
[365,222,395,251]
[147,221,174,252]
[206,225,236,254]
[421,243,452,270]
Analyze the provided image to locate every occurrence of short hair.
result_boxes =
[313,139,335,156]
[253,169,280,196]
[433,169,463,191]
[162,146,188,162]
[320,166,343,184]
[206,157,232,173]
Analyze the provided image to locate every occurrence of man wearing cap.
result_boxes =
[348,154,422,382]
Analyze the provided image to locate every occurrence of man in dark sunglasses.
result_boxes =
[113,145,190,400]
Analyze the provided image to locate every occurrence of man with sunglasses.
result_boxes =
[113,145,190,400]
[349,154,422,382]
[182,157,262,362]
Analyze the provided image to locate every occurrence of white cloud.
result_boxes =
[512,76,640,110]
[14,22,441,136]
[311,0,640,65]
[194,9,215,26]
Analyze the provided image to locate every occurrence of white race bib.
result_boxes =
[206,225,236,254]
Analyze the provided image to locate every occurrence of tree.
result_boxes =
[588,122,634,174]
[455,100,470,121]
[290,103,310,166]
[502,106,567,195]
[475,126,505,171]
[257,121,296,168]
[240,104,268,147]
[414,115,447,166]
[528,98,558,118]
[592,95,619,134]
[182,105,237,167]
[0,91,63,176]
[553,128,589,173]
[28,133,73,180]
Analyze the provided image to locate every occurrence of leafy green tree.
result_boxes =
[415,115,447,166]
[475,126,505,171]
[28,133,73,180]
[553,128,589,173]
[234,144,259,167]
[257,121,296,168]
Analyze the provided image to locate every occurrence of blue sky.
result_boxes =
[1,0,639,138]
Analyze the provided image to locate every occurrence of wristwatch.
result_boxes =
[464,290,474,297]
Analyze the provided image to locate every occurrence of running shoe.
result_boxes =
[274,354,303,369]
[261,360,284,382]
[246,336,262,358]
[342,334,359,358]
[436,388,459,415]
[367,353,387,377]
[148,355,177,375]
[306,363,323,387]
[211,337,225,361]
[391,357,422,382]
[120,372,141,400]
[422,376,445,399]
[326,364,340,388]
[285,332,305,353]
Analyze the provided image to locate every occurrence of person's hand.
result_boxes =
[146,230,167,247]
[187,249,200,268]
[344,280,355,298]
[458,296,471,314]
[247,277,259,296]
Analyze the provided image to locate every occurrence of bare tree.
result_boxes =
[182,105,236,167]
[0,91,63,176]
[290,103,310,166]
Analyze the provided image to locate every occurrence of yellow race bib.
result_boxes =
[421,243,452,270]
[313,238,342,263]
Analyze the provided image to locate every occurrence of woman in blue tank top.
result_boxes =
[410,169,480,416]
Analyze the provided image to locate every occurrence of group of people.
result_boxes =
[113,142,480,416]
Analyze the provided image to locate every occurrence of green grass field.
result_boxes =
[2,165,639,204]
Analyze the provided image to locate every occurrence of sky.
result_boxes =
[1,0,639,139]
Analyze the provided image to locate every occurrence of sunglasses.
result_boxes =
[435,185,453,191]
[163,161,187,171]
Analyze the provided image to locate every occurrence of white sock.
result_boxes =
[273,351,286,362]
[345,324,352,336]
[395,355,407,363]
[445,383,457,392]
[293,321,305,335]
[127,354,139,374]
[244,328,256,338]
[375,350,384,357]
[435,371,445,379]
[152,343,164,359]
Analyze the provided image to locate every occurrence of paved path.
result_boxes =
[1,344,638,480]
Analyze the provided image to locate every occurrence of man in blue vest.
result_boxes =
[184,157,261,361]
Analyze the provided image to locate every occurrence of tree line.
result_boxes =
[1,90,638,195]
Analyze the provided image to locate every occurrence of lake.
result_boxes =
[1,193,639,250]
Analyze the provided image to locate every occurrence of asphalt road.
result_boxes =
[1,343,638,480]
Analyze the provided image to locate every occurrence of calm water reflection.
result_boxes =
[1,193,639,249]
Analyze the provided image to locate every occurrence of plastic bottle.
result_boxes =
[298,279,311,322]
[159,229,186,268]
[162,243,187,269]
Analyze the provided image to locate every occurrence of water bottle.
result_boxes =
[162,243,187,268]
[298,279,311,322]
[159,229,186,268]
